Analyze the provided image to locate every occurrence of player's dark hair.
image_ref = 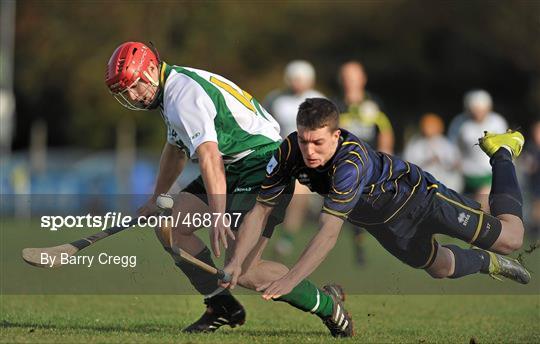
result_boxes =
[297,98,339,131]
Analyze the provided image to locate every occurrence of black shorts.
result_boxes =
[364,181,502,269]
[181,149,293,238]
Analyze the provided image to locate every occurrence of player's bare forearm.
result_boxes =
[285,213,343,284]
[221,202,273,289]
[258,213,343,299]
[231,203,272,267]
[197,141,227,214]
[197,141,231,257]
[152,142,186,199]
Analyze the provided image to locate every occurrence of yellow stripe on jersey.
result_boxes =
[348,150,364,166]
[383,171,422,224]
[257,186,286,203]
[353,169,423,226]
[322,206,350,218]
[342,141,369,164]
[331,160,359,195]
[209,76,255,112]
[385,154,393,181]
[330,188,359,203]
[285,136,292,161]
[261,178,285,189]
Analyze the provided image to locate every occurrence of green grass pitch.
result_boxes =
[1,219,539,343]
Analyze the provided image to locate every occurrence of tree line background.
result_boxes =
[11,0,540,152]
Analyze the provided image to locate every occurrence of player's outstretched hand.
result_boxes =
[257,275,299,300]
[219,263,242,290]
[210,221,236,258]
[137,197,159,218]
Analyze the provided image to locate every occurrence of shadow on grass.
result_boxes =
[1,320,325,337]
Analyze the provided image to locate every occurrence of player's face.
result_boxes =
[340,63,367,92]
[120,62,160,110]
[297,126,341,168]
[126,79,157,107]
[470,103,490,121]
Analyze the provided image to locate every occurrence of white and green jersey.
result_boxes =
[159,63,281,163]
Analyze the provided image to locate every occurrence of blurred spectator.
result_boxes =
[264,60,324,257]
[334,61,395,266]
[403,113,463,192]
[335,61,394,154]
[519,120,540,240]
[448,90,508,210]
[264,60,324,137]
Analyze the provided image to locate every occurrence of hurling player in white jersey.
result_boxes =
[106,42,290,333]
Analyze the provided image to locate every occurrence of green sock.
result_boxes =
[275,279,334,318]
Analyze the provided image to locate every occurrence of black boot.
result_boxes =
[183,294,246,333]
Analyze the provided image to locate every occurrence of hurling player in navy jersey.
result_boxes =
[220,97,530,301]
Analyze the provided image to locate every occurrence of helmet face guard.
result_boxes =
[111,77,158,111]
[105,42,160,111]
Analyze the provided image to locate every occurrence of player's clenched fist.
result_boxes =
[137,197,160,218]
[219,263,242,290]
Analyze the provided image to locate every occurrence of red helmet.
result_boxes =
[105,42,160,110]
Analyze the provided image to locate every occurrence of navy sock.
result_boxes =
[444,245,490,278]
[489,148,523,218]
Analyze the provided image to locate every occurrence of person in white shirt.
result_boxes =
[448,90,508,210]
[265,60,325,137]
[264,61,325,257]
[404,113,463,192]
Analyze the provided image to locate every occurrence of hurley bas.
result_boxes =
[40,252,137,268]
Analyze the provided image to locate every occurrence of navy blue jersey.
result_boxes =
[257,129,430,228]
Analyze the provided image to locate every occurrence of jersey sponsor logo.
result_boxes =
[233,186,252,192]
[191,132,201,140]
[298,173,310,183]
[266,156,278,174]
[457,212,471,227]
[297,172,312,189]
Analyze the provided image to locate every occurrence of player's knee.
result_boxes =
[495,223,524,254]
[425,266,451,279]
[236,269,258,290]
[498,235,523,254]
[424,247,453,279]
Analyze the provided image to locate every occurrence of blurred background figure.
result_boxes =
[335,61,394,154]
[334,61,395,266]
[265,60,324,258]
[519,120,540,240]
[403,113,463,192]
[448,90,508,210]
[265,60,325,137]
